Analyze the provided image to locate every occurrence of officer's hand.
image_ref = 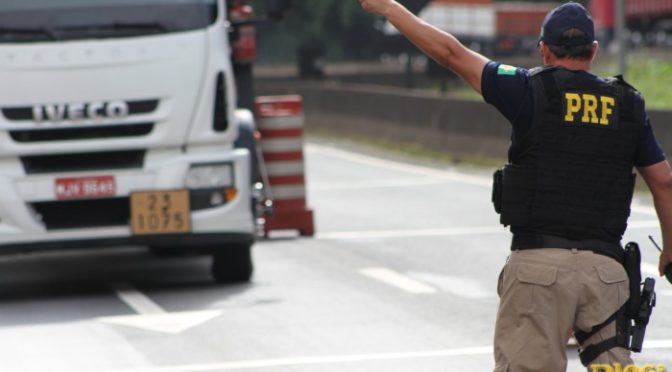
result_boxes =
[359,0,396,16]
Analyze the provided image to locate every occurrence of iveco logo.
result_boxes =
[32,101,129,122]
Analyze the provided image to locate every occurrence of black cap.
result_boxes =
[540,2,595,47]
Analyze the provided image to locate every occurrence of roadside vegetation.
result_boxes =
[596,51,672,109]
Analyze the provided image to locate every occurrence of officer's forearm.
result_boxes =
[638,160,672,275]
[649,173,672,278]
[652,189,672,254]
[381,1,483,89]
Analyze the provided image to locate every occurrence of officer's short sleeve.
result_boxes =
[481,61,534,139]
[635,113,666,167]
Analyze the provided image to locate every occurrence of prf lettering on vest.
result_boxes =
[564,93,615,125]
[590,364,667,372]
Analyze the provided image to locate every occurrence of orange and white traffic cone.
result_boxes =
[255,95,314,237]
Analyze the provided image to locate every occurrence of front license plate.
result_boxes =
[130,190,191,235]
[55,176,116,200]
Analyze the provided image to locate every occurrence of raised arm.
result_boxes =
[360,0,489,94]
[637,159,672,276]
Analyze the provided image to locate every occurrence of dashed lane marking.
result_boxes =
[111,282,166,315]
[407,272,495,299]
[360,267,437,294]
[100,282,222,334]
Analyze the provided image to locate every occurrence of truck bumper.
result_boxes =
[0,232,255,255]
[0,148,256,251]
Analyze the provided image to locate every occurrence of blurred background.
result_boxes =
[254,0,672,108]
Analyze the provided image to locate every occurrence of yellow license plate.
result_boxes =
[130,190,191,235]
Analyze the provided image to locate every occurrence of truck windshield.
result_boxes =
[0,0,218,43]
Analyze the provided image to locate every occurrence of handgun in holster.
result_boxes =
[575,242,657,365]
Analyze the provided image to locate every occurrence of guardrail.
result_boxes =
[257,80,672,161]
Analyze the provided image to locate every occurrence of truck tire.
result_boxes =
[211,244,253,283]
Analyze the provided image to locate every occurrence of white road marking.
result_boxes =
[360,267,437,294]
[98,310,223,335]
[101,282,222,334]
[111,282,166,315]
[659,290,672,297]
[111,347,493,372]
[317,226,506,240]
[307,144,492,187]
[407,272,495,299]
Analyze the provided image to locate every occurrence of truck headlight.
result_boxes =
[185,163,234,189]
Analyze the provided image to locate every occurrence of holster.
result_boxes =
[492,168,503,214]
[575,242,656,365]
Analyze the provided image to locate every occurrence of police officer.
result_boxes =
[359,1,672,371]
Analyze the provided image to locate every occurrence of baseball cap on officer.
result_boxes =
[540,2,595,46]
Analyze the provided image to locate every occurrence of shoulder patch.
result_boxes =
[497,64,518,76]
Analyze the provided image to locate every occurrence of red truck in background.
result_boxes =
[590,0,672,46]
[394,0,555,55]
[389,0,672,54]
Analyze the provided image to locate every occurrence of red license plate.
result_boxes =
[55,176,116,200]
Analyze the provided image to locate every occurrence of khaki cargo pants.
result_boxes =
[494,248,633,372]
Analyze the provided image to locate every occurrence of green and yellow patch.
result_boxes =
[497,64,518,76]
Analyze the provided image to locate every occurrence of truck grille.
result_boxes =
[2,100,159,121]
[10,123,153,142]
[21,150,145,174]
[31,197,130,230]
[2,99,159,143]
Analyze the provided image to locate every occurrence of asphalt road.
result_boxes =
[0,141,670,372]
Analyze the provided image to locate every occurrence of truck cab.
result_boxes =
[0,0,283,282]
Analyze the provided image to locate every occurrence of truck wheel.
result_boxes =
[211,244,253,283]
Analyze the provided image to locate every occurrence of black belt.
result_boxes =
[511,234,624,263]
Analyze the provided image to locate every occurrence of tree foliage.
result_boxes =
[253,0,383,63]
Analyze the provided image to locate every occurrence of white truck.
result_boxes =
[0,0,287,282]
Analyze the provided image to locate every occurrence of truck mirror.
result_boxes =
[266,0,292,20]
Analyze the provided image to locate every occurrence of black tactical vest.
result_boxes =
[499,67,644,242]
